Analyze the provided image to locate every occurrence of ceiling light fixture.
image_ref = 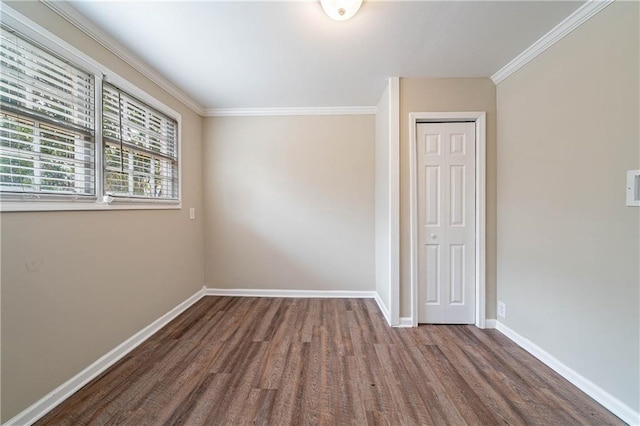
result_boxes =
[320,0,363,21]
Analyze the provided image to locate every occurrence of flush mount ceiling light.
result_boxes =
[320,0,363,21]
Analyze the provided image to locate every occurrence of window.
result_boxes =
[102,83,178,201]
[0,20,180,211]
[0,26,95,199]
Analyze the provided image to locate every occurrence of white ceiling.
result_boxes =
[65,0,584,110]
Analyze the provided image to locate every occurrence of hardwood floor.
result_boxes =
[37,297,623,425]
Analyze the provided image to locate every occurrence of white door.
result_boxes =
[417,122,475,324]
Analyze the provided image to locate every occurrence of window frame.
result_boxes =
[102,82,180,202]
[0,5,182,212]
[1,26,97,201]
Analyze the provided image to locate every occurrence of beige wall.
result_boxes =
[0,2,204,421]
[203,115,375,292]
[375,84,391,310]
[496,1,639,412]
[399,78,497,318]
[5,0,636,421]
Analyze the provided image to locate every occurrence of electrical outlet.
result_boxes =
[497,301,507,318]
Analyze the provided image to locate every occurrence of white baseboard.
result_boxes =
[397,317,413,327]
[395,317,495,329]
[5,288,206,426]
[373,293,391,326]
[495,321,639,426]
[484,319,497,329]
[204,287,376,299]
[15,291,634,425]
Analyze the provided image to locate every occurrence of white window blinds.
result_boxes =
[0,25,95,198]
[102,83,178,200]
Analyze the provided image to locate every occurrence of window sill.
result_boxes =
[0,200,182,213]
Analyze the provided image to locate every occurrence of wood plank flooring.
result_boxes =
[37,297,624,425]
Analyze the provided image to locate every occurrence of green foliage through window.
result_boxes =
[0,25,95,197]
[102,83,178,200]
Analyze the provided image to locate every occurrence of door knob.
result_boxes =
[430,234,437,239]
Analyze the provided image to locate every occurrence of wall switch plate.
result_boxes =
[497,301,507,318]
[626,170,640,206]
[189,208,195,220]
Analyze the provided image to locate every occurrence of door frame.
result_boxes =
[409,112,486,328]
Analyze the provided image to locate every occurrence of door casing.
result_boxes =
[408,112,486,328]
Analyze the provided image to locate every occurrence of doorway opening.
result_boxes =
[408,112,486,328]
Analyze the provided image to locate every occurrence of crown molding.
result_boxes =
[491,0,613,84]
[40,0,205,116]
[205,106,377,117]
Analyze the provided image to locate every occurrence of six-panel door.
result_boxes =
[417,122,476,324]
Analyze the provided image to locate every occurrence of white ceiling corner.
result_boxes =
[48,0,597,113]
[491,0,614,84]
[41,0,205,115]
